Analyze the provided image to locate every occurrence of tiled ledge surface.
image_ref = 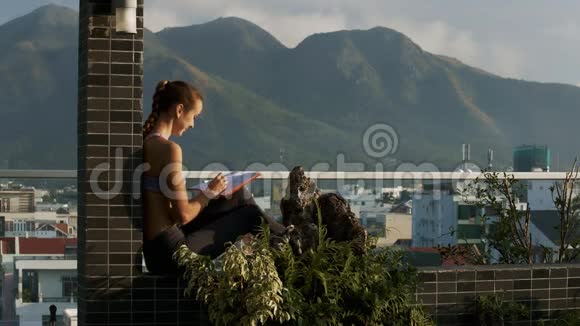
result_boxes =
[415,264,580,325]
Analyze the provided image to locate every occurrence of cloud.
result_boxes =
[379,18,480,66]
[142,0,550,81]
[350,14,525,78]
[222,6,347,47]
[486,43,524,78]
[144,7,189,31]
[144,0,348,47]
[544,22,580,41]
[144,0,237,31]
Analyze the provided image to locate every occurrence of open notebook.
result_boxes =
[188,171,261,197]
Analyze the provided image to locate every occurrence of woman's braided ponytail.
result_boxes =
[143,80,170,137]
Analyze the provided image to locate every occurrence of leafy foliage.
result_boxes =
[537,310,580,325]
[476,291,528,325]
[457,162,580,265]
[20,288,34,302]
[549,159,580,263]
[436,241,487,266]
[174,214,433,325]
[461,171,535,264]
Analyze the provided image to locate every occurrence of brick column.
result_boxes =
[78,1,209,325]
[77,0,144,325]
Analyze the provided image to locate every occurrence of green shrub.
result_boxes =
[174,200,433,326]
[536,310,580,325]
[475,292,528,325]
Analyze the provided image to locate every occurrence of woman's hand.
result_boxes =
[204,172,228,200]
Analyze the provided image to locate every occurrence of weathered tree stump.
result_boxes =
[279,166,367,255]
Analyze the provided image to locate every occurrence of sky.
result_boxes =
[2,1,579,86]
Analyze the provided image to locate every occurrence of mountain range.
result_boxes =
[1,4,579,172]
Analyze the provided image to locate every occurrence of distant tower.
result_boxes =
[462,144,471,162]
[279,147,285,165]
[462,144,471,170]
[487,148,494,170]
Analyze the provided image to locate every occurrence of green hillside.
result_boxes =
[1,5,579,172]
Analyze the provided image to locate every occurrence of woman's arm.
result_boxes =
[163,142,219,225]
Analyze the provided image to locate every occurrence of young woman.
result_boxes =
[141,80,285,275]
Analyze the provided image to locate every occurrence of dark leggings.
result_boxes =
[180,186,285,257]
[143,187,285,275]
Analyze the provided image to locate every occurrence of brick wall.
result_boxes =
[416,264,580,325]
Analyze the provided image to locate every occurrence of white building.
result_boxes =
[526,180,556,211]
[525,179,580,212]
[1,210,77,238]
[14,257,77,326]
[412,190,457,247]
[334,184,380,208]
[64,308,78,326]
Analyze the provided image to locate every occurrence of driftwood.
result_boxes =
[279,166,367,255]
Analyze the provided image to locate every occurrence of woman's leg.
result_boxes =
[180,204,266,259]
[187,186,286,235]
[142,225,186,275]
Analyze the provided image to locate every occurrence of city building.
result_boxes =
[14,256,77,325]
[0,237,78,270]
[526,180,557,211]
[527,210,580,262]
[335,184,381,209]
[412,181,508,248]
[0,236,78,325]
[64,308,78,326]
[0,187,35,213]
[391,200,412,215]
[412,189,458,247]
[0,209,77,238]
[359,207,388,238]
[525,179,580,212]
[380,202,413,246]
[379,186,406,200]
[513,144,551,172]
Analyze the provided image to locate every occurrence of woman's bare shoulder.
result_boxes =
[165,141,182,162]
[144,139,182,163]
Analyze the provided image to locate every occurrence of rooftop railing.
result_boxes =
[0,169,571,180]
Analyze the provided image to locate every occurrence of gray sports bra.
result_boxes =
[142,132,185,192]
